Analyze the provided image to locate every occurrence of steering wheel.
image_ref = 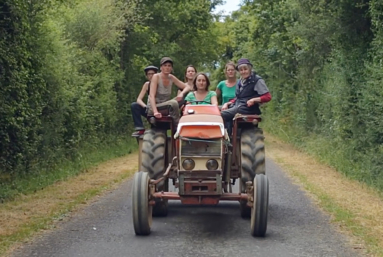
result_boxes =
[188,100,211,105]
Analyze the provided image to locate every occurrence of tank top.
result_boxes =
[147,74,173,107]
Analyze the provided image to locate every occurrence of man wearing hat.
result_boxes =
[147,57,190,121]
[221,58,272,135]
[131,65,158,137]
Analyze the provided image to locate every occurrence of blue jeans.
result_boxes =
[131,102,147,130]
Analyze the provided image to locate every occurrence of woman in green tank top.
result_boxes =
[185,73,218,105]
[215,61,238,105]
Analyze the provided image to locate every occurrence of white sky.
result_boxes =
[213,0,242,15]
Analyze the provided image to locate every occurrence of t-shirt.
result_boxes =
[217,80,237,105]
[185,91,217,105]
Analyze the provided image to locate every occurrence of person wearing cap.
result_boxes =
[221,58,272,135]
[131,65,158,137]
[147,57,190,125]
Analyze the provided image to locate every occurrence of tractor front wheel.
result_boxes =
[250,174,269,237]
[132,171,152,235]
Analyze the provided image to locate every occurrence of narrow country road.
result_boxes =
[11,159,360,257]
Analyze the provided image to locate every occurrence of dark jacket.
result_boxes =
[234,73,262,115]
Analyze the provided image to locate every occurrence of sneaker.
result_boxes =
[131,130,145,137]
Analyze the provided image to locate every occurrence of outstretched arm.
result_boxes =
[169,74,191,100]
[136,82,149,108]
[222,97,236,110]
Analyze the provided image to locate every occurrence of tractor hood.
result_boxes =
[175,114,225,139]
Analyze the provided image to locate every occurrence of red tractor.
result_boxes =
[132,103,268,237]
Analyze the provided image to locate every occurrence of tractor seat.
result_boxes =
[147,115,173,124]
[234,114,262,123]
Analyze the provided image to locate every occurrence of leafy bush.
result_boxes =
[222,0,383,190]
[0,0,222,199]
[0,0,141,181]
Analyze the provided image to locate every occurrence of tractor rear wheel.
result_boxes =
[240,127,265,218]
[141,129,168,217]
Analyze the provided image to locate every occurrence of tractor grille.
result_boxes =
[181,139,222,157]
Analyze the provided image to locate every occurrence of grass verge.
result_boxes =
[266,133,383,257]
[262,118,383,194]
[0,139,139,256]
[0,136,138,202]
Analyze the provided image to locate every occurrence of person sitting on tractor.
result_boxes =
[184,65,197,89]
[177,65,197,107]
[131,65,158,137]
[221,58,272,135]
[147,57,191,126]
[216,61,238,105]
[185,72,218,105]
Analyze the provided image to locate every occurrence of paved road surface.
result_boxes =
[11,159,360,257]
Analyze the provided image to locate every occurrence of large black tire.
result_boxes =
[132,171,152,235]
[250,174,269,237]
[141,129,168,217]
[239,127,265,218]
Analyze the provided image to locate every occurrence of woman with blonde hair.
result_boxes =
[216,61,237,105]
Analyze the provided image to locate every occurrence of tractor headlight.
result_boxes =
[206,159,219,170]
[182,159,195,170]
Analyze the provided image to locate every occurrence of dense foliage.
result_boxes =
[2,0,382,193]
[219,0,383,189]
[0,0,222,183]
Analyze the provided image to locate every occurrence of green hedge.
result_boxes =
[0,0,222,198]
[225,0,383,190]
[0,0,140,181]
